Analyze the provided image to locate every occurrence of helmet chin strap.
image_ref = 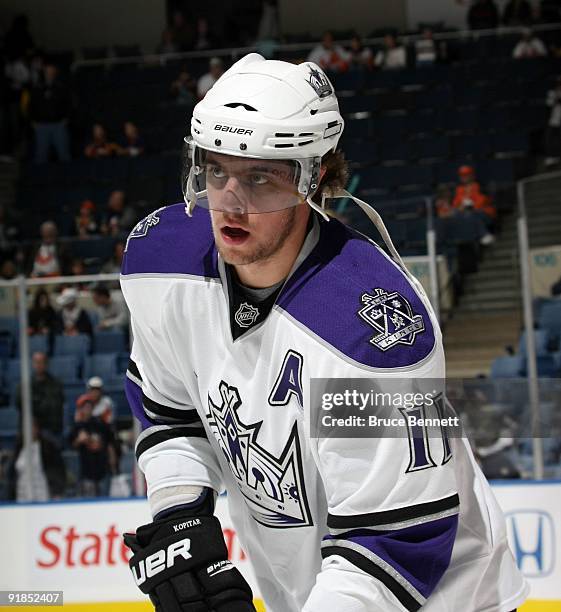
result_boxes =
[319,187,406,270]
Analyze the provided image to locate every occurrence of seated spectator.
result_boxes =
[0,260,17,280]
[75,199,99,238]
[415,29,438,66]
[197,57,225,99]
[374,34,406,70]
[434,185,456,218]
[100,190,137,236]
[545,76,561,166]
[512,29,547,58]
[16,352,65,438]
[29,63,71,164]
[69,393,118,497]
[54,287,93,336]
[84,376,115,424]
[9,417,66,502]
[101,240,125,274]
[502,0,533,25]
[28,288,56,337]
[170,10,194,52]
[307,31,349,73]
[0,204,21,264]
[156,28,179,55]
[468,0,500,29]
[118,121,145,157]
[347,35,373,71]
[171,69,197,105]
[91,284,129,331]
[194,17,215,51]
[453,165,496,222]
[84,123,119,159]
[30,220,71,278]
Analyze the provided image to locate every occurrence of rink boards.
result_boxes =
[0,481,559,611]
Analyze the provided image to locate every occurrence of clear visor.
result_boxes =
[182,138,320,213]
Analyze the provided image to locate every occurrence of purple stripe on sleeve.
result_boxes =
[324,515,458,599]
[124,375,156,430]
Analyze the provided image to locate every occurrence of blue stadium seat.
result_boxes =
[49,356,81,384]
[28,335,49,355]
[93,331,127,354]
[0,317,18,338]
[537,301,561,336]
[0,407,19,435]
[490,355,523,378]
[452,134,491,159]
[53,335,91,361]
[83,353,119,382]
[414,136,449,160]
[0,333,12,359]
[518,329,549,356]
[492,133,528,157]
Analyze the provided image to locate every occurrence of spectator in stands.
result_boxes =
[10,417,66,502]
[468,0,500,30]
[101,240,125,275]
[84,123,119,159]
[156,28,179,55]
[75,200,99,238]
[545,76,561,166]
[170,10,194,51]
[29,62,71,164]
[16,352,64,438]
[374,34,407,70]
[28,288,57,337]
[171,68,197,106]
[307,31,350,73]
[415,29,439,66]
[3,52,30,159]
[502,0,533,25]
[197,57,225,99]
[69,392,118,497]
[435,185,456,218]
[194,17,215,51]
[100,190,137,236]
[256,0,280,43]
[54,287,93,336]
[91,284,128,332]
[0,204,20,264]
[347,35,373,71]
[453,165,496,225]
[0,260,17,280]
[30,220,71,278]
[117,121,144,157]
[84,376,115,424]
[512,28,547,58]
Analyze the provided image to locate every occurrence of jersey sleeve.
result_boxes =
[121,277,224,515]
[304,347,459,611]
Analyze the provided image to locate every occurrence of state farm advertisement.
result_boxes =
[0,497,258,604]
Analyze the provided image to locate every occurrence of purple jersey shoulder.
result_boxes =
[121,202,219,279]
[277,218,436,369]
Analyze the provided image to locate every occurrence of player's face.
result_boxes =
[210,203,308,267]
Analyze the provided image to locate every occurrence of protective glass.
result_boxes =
[183,138,320,213]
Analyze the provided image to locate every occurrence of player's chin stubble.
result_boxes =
[214,207,297,267]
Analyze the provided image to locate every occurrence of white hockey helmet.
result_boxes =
[183,53,345,216]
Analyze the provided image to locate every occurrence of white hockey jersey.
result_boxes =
[121,203,529,612]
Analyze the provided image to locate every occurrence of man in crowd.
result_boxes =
[16,351,64,439]
[197,57,225,99]
[91,283,129,332]
[29,63,71,163]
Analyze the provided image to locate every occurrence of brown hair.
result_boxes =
[315,149,349,205]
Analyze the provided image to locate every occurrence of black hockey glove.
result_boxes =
[123,510,255,612]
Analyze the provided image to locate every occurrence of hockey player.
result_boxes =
[121,54,528,611]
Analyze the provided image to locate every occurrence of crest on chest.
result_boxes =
[207,380,312,528]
